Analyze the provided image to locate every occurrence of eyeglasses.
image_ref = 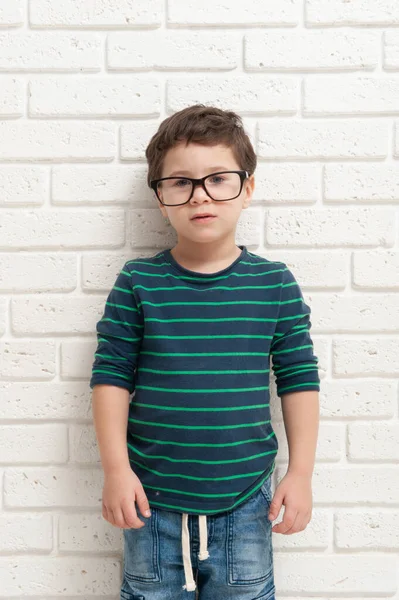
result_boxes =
[150,170,250,206]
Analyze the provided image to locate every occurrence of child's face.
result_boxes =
[156,142,255,245]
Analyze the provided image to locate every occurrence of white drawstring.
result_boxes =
[181,513,210,592]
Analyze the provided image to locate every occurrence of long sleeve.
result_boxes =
[270,265,320,397]
[89,261,144,394]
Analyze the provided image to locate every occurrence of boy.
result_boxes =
[90,104,320,600]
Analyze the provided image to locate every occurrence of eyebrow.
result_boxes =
[167,166,231,177]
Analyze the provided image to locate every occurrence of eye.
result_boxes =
[208,176,225,184]
[174,178,190,187]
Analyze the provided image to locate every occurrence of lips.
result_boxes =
[191,214,216,220]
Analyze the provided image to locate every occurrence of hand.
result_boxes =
[268,471,313,534]
[102,467,152,529]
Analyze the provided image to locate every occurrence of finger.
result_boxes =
[278,511,303,535]
[111,506,128,529]
[122,500,145,529]
[272,508,298,534]
[136,489,152,519]
[102,503,109,522]
[268,495,282,521]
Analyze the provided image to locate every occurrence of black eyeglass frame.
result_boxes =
[150,170,250,206]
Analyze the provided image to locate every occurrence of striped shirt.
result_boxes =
[90,244,320,515]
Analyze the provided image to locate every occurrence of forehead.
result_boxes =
[161,142,239,176]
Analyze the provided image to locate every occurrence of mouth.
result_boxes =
[191,214,217,222]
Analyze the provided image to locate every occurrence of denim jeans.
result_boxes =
[120,476,275,600]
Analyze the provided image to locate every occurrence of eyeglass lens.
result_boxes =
[157,172,242,205]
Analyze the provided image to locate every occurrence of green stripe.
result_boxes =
[272,344,313,355]
[134,402,269,412]
[277,367,319,379]
[105,301,140,313]
[127,442,277,465]
[127,267,287,282]
[130,432,274,448]
[141,351,269,357]
[91,369,131,381]
[145,317,277,323]
[279,382,320,393]
[134,283,283,292]
[135,385,269,393]
[138,367,270,375]
[273,362,316,374]
[139,298,303,308]
[101,318,143,328]
[94,353,128,361]
[129,457,268,481]
[144,334,273,340]
[128,418,270,430]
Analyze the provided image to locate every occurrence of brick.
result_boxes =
[309,294,399,332]
[258,251,348,289]
[353,250,399,288]
[0,77,23,116]
[319,380,395,418]
[12,296,108,335]
[396,121,399,157]
[0,557,120,596]
[348,422,399,461]
[59,513,121,552]
[30,0,162,27]
[252,164,320,204]
[258,120,388,159]
[309,466,399,505]
[0,0,23,26]
[0,382,92,420]
[306,0,399,25]
[167,76,298,115]
[0,166,47,205]
[0,515,52,552]
[30,77,160,117]
[108,32,239,70]
[266,208,395,247]
[246,30,378,70]
[0,425,68,463]
[0,299,6,337]
[52,165,149,206]
[0,209,124,248]
[0,341,55,380]
[385,31,399,69]
[61,340,97,378]
[333,338,399,376]
[325,164,399,202]
[304,76,399,115]
[69,424,99,463]
[272,547,396,594]
[336,510,399,549]
[4,467,103,507]
[168,0,300,25]
[0,32,101,71]
[0,254,76,291]
[120,120,163,160]
[0,122,115,161]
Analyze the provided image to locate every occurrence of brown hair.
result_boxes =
[145,104,257,188]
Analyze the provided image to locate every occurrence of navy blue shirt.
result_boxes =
[90,245,320,515]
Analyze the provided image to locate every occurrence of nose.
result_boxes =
[190,181,211,203]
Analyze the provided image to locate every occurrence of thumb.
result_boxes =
[136,487,152,517]
[268,495,281,521]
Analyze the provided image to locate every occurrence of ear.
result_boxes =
[242,174,255,208]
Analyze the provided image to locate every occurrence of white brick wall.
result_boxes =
[0,1,398,598]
